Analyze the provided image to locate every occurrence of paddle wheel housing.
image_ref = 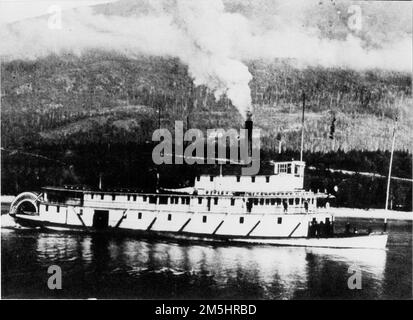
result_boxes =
[9,192,41,216]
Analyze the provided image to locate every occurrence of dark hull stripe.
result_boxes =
[146,217,157,231]
[178,218,191,233]
[76,214,86,227]
[288,222,301,237]
[246,221,261,237]
[212,220,225,235]
[114,210,128,228]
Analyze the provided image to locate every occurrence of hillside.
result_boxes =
[1,52,412,151]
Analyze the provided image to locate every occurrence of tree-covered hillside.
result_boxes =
[1,52,411,151]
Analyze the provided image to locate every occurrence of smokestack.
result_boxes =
[245,111,253,157]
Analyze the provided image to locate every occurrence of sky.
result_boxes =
[0,0,117,24]
[0,0,411,117]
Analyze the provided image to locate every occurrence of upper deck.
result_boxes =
[195,161,305,193]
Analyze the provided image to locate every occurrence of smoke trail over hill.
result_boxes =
[0,0,411,117]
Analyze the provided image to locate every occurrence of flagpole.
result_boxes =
[300,93,305,162]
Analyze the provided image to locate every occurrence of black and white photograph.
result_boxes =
[0,0,412,303]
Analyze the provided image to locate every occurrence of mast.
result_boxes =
[383,118,397,232]
[385,118,397,211]
[300,92,305,162]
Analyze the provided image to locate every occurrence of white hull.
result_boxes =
[233,234,388,249]
[10,213,388,250]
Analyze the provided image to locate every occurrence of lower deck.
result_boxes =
[14,202,333,239]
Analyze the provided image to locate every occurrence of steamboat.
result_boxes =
[8,165,388,248]
[8,114,388,249]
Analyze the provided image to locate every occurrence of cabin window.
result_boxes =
[270,199,276,206]
[159,196,168,205]
[138,212,142,219]
[236,176,240,182]
[133,195,137,201]
[276,198,281,205]
[214,197,218,205]
[260,198,264,205]
[198,198,203,205]
[56,206,60,213]
[295,198,300,205]
[143,196,147,202]
[287,164,292,173]
[210,176,214,182]
[79,209,83,216]
[251,176,255,183]
[277,217,282,224]
[239,217,244,224]
[231,198,235,206]
[149,196,157,204]
[91,194,94,200]
[45,205,49,212]
[202,216,207,223]
[266,176,270,183]
[254,198,259,205]
[112,194,116,201]
[127,195,131,201]
[168,214,172,221]
[265,199,270,205]
[289,198,294,205]
[101,194,104,200]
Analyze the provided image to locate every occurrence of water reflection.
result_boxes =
[29,233,388,299]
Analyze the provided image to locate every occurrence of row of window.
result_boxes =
[136,212,283,225]
[45,204,285,225]
[88,194,313,207]
[199,176,272,183]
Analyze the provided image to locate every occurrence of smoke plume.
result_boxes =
[0,0,411,118]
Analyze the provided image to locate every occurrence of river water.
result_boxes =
[1,217,412,299]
